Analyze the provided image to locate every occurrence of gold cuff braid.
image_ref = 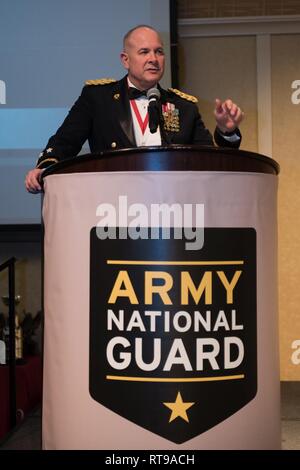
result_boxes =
[36,157,58,169]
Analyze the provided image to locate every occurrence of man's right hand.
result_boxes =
[25,168,44,193]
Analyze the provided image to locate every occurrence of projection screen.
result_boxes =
[0,0,171,224]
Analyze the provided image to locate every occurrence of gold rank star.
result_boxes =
[163,391,195,423]
[46,148,53,153]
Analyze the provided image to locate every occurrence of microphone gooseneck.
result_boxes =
[147,88,161,134]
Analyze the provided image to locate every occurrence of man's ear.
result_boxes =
[120,52,129,70]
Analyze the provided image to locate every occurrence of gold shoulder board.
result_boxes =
[168,87,198,103]
[85,78,117,86]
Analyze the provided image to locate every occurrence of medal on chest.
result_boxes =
[162,103,180,132]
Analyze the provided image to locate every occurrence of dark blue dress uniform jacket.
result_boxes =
[36,75,241,169]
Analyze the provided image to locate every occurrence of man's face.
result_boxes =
[120,27,165,90]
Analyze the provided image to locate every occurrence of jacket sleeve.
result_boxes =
[191,107,214,146]
[214,127,242,149]
[36,86,93,168]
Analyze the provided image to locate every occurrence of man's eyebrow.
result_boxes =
[137,46,164,52]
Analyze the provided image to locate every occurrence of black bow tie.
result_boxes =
[128,87,148,100]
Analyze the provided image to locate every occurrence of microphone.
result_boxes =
[147,88,161,134]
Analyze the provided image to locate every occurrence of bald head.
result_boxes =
[120,25,165,90]
[123,25,163,52]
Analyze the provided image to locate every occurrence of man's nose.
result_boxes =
[148,51,158,62]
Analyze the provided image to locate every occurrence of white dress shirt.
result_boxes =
[127,78,162,146]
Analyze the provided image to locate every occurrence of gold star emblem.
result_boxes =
[46,148,53,153]
[113,93,120,100]
[163,391,195,423]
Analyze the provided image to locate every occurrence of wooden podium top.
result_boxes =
[43,145,279,177]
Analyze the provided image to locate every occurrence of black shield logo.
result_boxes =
[89,228,257,444]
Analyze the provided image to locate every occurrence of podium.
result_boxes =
[42,146,280,450]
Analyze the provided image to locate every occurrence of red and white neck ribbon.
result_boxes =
[130,99,149,135]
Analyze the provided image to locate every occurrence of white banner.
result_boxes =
[42,170,280,449]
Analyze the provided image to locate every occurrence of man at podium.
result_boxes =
[25,25,244,193]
